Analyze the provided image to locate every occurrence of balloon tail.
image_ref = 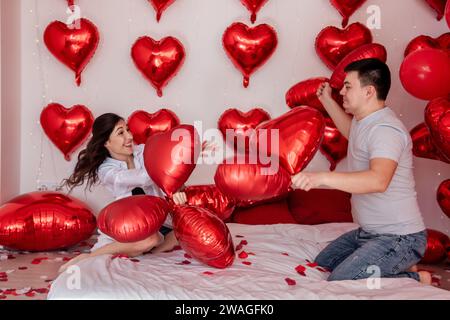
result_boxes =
[341,17,349,28]
[75,72,81,86]
[64,154,71,162]
[156,11,162,22]
[157,88,163,97]
[251,13,256,24]
[243,76,250,88]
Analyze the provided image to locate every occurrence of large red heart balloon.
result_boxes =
[315,22,373,70]
[215,161,291,203]
[330,0,367,28]
[320,116,348,171]
[131,36,185,97]
[184,185,236,221]
[330,43,387,90]
[256,107,325,175]
[223,22,278,88]
[144,125,200,196]
[0,192,96,251]
[44,18,99,86]
[97,195,170,243]
[218,108,271,152]
[148,0,176,22]
[425,0,447,20]
[446,0,450,27]
[425,97,450,161]
[405,33,450,57]
[40,103,94,161]
[410,122,450,163]
[285,77,343,114]
[172,205,235,269]
[127,109,180,145]
[240,0,269,23]
[400,48,450,101]
[437,179,450,219]
[420,229,449,264]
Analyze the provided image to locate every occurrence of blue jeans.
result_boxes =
[314,228,427,282]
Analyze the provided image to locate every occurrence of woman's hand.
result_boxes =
[172,191,187,205]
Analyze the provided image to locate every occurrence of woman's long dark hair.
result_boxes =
[63,113,124,192]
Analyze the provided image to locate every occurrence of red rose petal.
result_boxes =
[203,271,214,276]
[285,278,296,286]
[317,267,329,273]
[62,257,72,262]
[238,251,249,259]
[33,288,49,294]
[306,262,318,268]
[242,261,252,266]
[281,252,290,256]
[176,260,192,265]
[130,258,140,263]
[0,295,6,300]
[235,235,245,238]
[0,272,7,277]
[184,253,192,259]
[7,254,16,260]
[31,257,49,265]
[111,254,129,260]
[18,267,28,270]
[25,292,36,297]
[295,265,306,276]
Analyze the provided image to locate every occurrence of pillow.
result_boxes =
[231,199,297,225]
[287,189,353,225]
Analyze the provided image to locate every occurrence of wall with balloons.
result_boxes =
[3,0,449,235]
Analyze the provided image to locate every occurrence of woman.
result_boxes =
[59,113,187,272]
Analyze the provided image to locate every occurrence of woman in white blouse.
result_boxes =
[59,113,187,272]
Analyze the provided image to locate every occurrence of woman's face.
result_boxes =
[104,120,134,160]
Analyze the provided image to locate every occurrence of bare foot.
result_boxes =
[418,271,432,285]
[58,253,91,273]
[408,265,418,272]
[151,231,178,254]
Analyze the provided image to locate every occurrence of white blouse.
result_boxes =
[92,144,171,251]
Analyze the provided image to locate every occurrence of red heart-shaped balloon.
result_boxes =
[223,22,278,88]
[240,0,269,23]
[0,192,96,251]
[446,0,450,27]
[218,108,271,151]
[320,116,348,171]
[44,18,99,86]
[437,179,450,219]
[285,77,343,114]
[128,109,180,145]
[144,125,200,196]
[330,43,387,90]
[411,122,450,163]
[184,185,236,221]
[315,22,373,70]
[147,0,176,22]
[98,195,170,243]
[256,107,325,175]
[425,0,447,20]
[420,229,449,264]
[215,161,292,203]
[66,0,75,7]
[425,97,450,161]
[172,205,235,269]
[131,36,185,97]
[405,33,450,57]
[40,103,94,161]
[330,0,367,27]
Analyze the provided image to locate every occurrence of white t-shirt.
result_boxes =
[92,144,171,251]
[348,107,425,235]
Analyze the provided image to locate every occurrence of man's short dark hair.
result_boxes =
[344,58,391,101]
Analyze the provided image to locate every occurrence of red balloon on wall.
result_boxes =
[223,22,278,88]
[44,18,99,86]
[147,0,176,22]
[315,22,373,70]
[97,195,170,243]
[400,48,450,101]
[330,43,387,90]
[144,125,201,196]
[410,122,450,163]
[172,205,235,269]
[320,116,348,171]
[131,36,186,97]
[420,229,449,264]
[0,192,96,251]
[425,0,447,20]
[240,0,269,23]
[437,179,450,219]
[127,109,180,145]
[425,97,450,161]
[446,0,450,28]
[40,103,94,161]
[404,33,450,57]
[330,0,367,28]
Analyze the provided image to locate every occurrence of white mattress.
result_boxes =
[48,223,450,300]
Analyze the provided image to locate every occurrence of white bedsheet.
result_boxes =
[48,223,450,300]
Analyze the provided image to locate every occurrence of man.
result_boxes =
[291,58,431,284]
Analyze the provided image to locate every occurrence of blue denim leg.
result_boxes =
[327,229,427,282]
[314,228,360,271]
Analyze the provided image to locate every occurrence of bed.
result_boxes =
[47,223,450,300]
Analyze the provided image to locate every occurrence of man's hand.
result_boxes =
[316,82,333,104]
[172,191,187,205]
[291,172,326,192]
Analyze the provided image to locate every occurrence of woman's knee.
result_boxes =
[129,233,162,256]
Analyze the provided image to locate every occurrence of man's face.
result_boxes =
[339,71,368,115]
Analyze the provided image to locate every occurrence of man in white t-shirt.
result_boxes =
[291,58,431,284]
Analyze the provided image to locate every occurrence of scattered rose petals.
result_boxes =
[31,257,49,265]
[235,235,245,238]
[130,258,140,263]
[295,265,306,277]
[306,262,318,268]
[203,271,214,276]
[281,252,290,256]
[176,260,191,265]
[18,267,28,270]
[242,261,252,266]
[285,278,296,286]
[184,254,192,259]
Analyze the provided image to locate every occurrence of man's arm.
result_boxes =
[317,82,352,139]
[291,158,398,194]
